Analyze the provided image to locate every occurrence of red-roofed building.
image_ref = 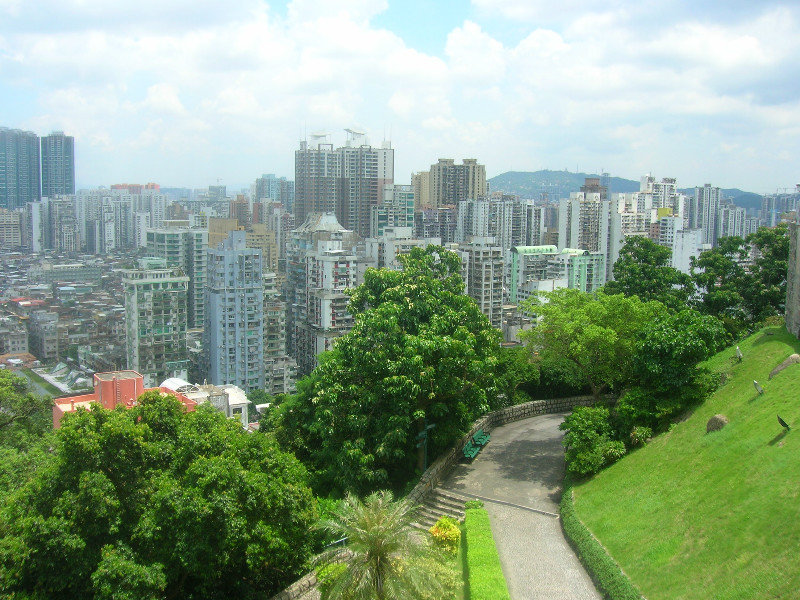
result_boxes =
[53,370,196,428]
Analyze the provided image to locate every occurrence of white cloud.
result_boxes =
[1,1,799,191]
[473,0,627,24]
[445,21,506,82]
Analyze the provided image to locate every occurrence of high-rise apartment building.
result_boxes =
[208,218,279,275]
[459,236,504,329]
[696,184,722,246]
[146,227,208,329]
[371,184,415,237]
[0,208,23,249]
[456,195,526,250]
[761,186,800,227]
[411,171,431,209]
[252,174,295,214]
[48,196,79,252]
[41,131,75,197]
[365,226,439,271]
[524,202,546,246]
[558,181,625,282]
[295,138,338,225]
[262,271,297,395]
[429,158,487,207]
[509,245,606,304]
[123,258,189,387]
[285,213,358,375]
[294,132,394,238]
[0,128,40,209]
[203,231,265,391]
[414,206,458,244]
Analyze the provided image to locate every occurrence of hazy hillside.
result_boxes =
[488,170,639,200]
[489,170,762,210]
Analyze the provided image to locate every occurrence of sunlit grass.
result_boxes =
[573,326,800,600]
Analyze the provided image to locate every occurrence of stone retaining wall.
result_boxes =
[270,394,596,599]
[407,395,595,504]
[269,571,318,600]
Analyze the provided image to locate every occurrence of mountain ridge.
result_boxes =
[488,170,761,210]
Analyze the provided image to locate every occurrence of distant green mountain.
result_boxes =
[489,171,762,210]
[488,170,639,200]
[678,188,763,211]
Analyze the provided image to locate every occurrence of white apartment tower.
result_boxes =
[285,213,358,375]
[459,236,504,329]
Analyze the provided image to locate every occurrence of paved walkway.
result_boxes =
[441,413,601,600]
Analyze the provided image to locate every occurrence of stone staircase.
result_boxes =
[412,488,474,531]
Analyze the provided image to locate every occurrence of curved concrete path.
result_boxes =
[442,413,601,600]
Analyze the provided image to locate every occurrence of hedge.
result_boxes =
[464,508,511,600]
[560,479,644,600]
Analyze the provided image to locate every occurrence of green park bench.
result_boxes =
[472,428,491,447]
[463,439,481,461]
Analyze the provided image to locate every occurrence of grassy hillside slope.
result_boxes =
[573,326,800,600]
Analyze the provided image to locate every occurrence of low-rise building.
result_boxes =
[53,370,197,428]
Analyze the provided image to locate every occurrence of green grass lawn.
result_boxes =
[20,368,63,397]
[573,326,800,600]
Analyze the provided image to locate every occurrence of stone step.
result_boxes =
[422,498,464,518]
[417,503,463,528]
[434,489,476,506]
[424,494,464,511]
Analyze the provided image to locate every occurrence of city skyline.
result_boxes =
[2,1,799,193]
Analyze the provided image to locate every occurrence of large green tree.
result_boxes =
[272,246,503,495]
[0,370,52,448]
[616,309,727,433]
[604,236,694,310]
[691,225,790,332]
[742,223,790,321]
[691,236,750,323]
[522,289,666,400]
[0,391,317,599]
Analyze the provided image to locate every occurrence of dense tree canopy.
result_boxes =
[0,392,317,600]
[691,236,750,323]
[604,236,693,310]
[0,370,52,448]
[615,309,727,433]
[271,246,503,495]
[521,289,666,399]
[690,225,790,332]
[742,223,790,321]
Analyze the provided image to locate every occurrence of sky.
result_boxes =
[1,0,798,193]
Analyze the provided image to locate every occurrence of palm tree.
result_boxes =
[316,490,445,600]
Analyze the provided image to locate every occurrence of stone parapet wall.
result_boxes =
[268,571,318,600]
[407,395,595,504]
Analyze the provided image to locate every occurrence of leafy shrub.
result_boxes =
[429,516,460,554]
[317,563,346,598]
[629,426,652,448]
[464,499,484,510]
[560,480,644,600]
[421,557,459,600]
[464,508,511,600]
[560,406,627,476]
[762,315,785,328]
